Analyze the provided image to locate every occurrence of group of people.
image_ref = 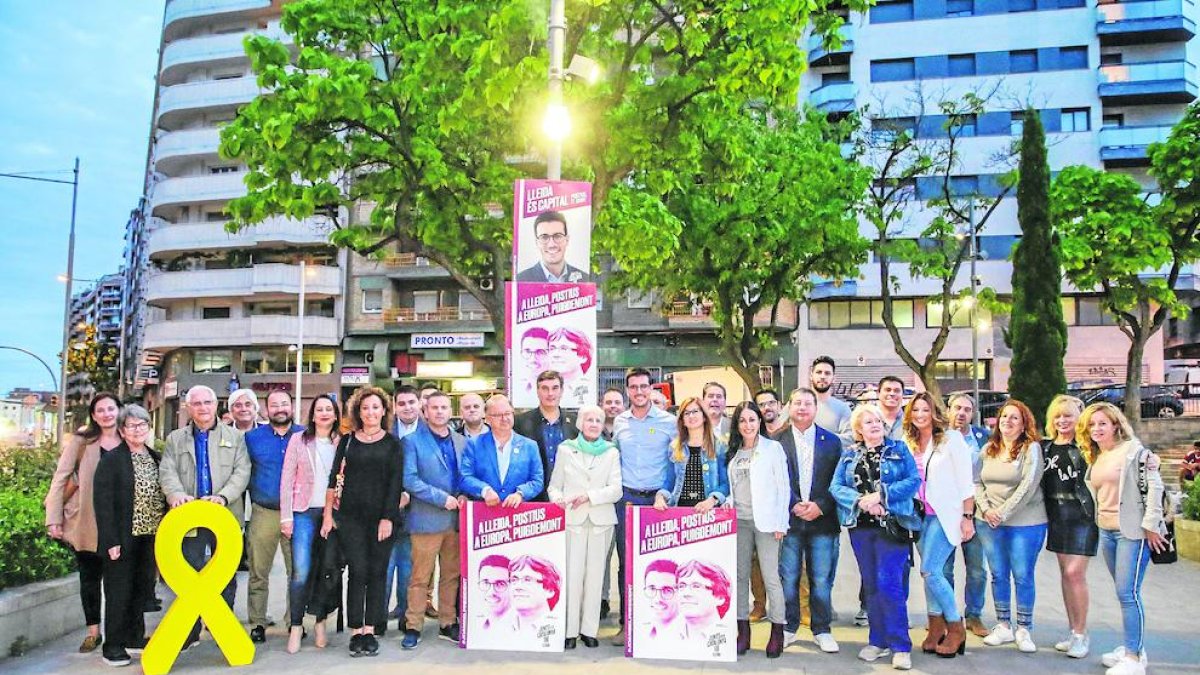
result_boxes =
[42,356,1169,674]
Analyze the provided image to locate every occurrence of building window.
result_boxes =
[934,359,988,381]
[307,298,336,317]
[1061,108,1090,132]
[627,291,657,309]
[249,303,292,316]
[1076,297,1119,326]
[978,235,1020,261]
[1061,297,1077,326]
[953,113,978,137]
[822,71,851,84]
[1103,114,1125,128]
[871,58,916,82]
[1100,52,1123,66]
[946,0,974,17]
[1010,111,1025,136]
[243,349,287,374]
[193,349,232,374]
[949,54,977,77]
[362,288,383,314]
[1010,50,1038,73]
[809,299,914,329]
[1059,46,1089,69]
[1058,0,1086,6]
[927,301,989,329]
[870,0,915,23]
[209,165,239,174]
[293,347,337,374]
[201,306,231,319]
[1009,0,1035,11]
[872,116,917,139]
[949,175,980,196]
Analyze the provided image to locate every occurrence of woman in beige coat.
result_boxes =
[547,405,622,649]
[43,392,123,653]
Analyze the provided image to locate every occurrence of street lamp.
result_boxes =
[546,0,567,181]
[1,159,80,442]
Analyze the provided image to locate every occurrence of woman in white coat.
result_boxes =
[725,400,791,659]
[547,405,622,649]
[904,392,975,658]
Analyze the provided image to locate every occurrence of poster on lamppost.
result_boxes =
[506,282,598,410]
[459,501,568,653]
[625,505,738,662]
[512,179,592,283]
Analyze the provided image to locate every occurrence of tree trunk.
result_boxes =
[917,365,943,402]
[1124,328,1147,436]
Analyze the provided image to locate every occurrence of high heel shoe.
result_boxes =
[937,620,966,658]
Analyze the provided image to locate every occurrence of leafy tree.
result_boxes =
[65,323,119,404]
[607,107,870,391]
[1052,102,1200,429]
[220,0,863,349]
[855,91,1014,400]
[1006,109,1066,423]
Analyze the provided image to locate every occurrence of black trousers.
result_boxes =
[101,535,155,652]
[76,550,104,626]
[182,530,238,643]
[337,516,393,630]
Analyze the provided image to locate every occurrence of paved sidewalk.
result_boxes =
[7,532,1199,674]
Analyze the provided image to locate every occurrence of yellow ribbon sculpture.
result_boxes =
[142,499,255,675]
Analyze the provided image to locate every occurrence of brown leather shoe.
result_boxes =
[79,634,102,653]
[937,619,967,658]
[749,604,766,623]
[965,616,990,638]
[922,614,947,653]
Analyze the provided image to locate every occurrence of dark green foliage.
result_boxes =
[0,443,76,590]
[1007,109,1066,423]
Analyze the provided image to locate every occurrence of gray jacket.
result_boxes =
[1084,439,1166,540]
[160,422,251,523]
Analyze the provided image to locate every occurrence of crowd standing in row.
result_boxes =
[43,356,1170,674]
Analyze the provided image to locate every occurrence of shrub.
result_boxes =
[0,441,62,492]
[1185,479,1200,521]
[0,488,75,590]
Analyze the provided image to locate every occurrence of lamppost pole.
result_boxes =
[59,158,81,440]
[547,0,566,181]
[968,203,981,427]
[295,260,307,418]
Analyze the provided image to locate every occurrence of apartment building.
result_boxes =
[125,0,343,429]
[66,272,124,405]
[798,0,1196,395]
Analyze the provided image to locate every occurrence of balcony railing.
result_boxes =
[383,307,491,323]
[1098,60,1199,103]
[149,172,247,213]
[385,253,433,268]
[143,315,340,350]
[145,263,342,304]
[146,216,332,257]
[157,77,262,127]
[810,82,856,114]
[162,27,290,82]
[1097,0,1196,43]
[163,0,272,32]
[807,24,855,66]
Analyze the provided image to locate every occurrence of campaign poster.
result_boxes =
[506,282,598,410]
[512,179,592,283]
[625,506,738,662]
[459,501,567,652]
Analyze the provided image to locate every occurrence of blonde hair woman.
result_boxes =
[1078,403,1167,675]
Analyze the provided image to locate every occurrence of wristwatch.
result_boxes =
[962,513,973,520]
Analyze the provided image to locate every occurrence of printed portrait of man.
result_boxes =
[478,554,512,630]
[516,210,589,283]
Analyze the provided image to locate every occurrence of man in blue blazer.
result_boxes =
[774,387,843,654]
[401,391,467,649]
[461,395,545,507]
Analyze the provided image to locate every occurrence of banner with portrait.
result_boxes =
[624,506,738,662]
[512,179,592,283]
[505,282,598,410]
[459,501,568,652]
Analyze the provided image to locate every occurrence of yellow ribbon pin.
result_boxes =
[143,500,254,675]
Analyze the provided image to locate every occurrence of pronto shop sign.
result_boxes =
[410,333,486,349]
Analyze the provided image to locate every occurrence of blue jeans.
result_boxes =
[962,532,988,620]
[385,533,413,616]
[779,530,839,634]
[975,521,1046,628]
[850,527,912,652]
[1099,528,1151,655]
[289,508,323,627]
[614,488,656,624]
[919,515,961,621]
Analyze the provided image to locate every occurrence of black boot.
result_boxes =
[766,623,785,658]
[737,619,751,655]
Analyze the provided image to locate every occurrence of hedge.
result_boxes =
[0,443,75,590]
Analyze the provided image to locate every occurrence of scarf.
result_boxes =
[575,436,613,457]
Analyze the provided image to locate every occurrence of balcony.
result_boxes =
[146,216,332,258]
[161,27,290,85]
[807,24,854,67]
[163,0,273,40]
[1098,60,1199,104]
[157,77,262,129]
[154,128,222,174]
[810,82,856,115]
[383,253,452,280]
[144,263,341,305]
[664,300,798,331]
[1097,0,1196,45]
[149,172,246,214]
[1099,125,1173,166]
[367,306,493,333]
[143,315,340,351]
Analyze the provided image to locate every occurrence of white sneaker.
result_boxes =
[892,651,912,670]
[858,645,892,662]
[1105,656,1147,675]
[1055,634,1072,652]
[814,633,839,653]
[783,631,796,647]
[1014,627,1036,653]
[1102,647,1149,668]
[982,623,1015,646]
[1066,632,1089,659]
[854,609,869,626]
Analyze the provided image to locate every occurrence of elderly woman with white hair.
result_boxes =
[547,404,622,649]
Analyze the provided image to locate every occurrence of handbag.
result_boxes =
[1136,449,1176,565]
[61,437,86,504]
[884,497,925,545]
[332,436,350,510]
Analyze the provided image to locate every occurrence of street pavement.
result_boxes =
[7,531,1199,674]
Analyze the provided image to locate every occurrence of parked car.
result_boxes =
[944,389,1009,426]
[1067,384,1184,419]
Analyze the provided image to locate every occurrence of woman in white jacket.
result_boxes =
[547,405,622,650]
[725,401,790,659]
[903,392,975,659]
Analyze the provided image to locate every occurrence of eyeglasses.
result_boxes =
[682,408,704,417]
[123,422,150,432]
[627,383,651,391]
[644,585,676,599]
[522,348,548,359]
[487,411,515,419]
[478,579,509,592]
[535,233,567,244]
[676,582,714,593]
[510,574,543,586]
[548,344,575,353]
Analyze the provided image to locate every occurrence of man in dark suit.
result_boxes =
[515,210,589,283]
[514,370,578,501]
[460,395,545,506]
[775,387,843,654]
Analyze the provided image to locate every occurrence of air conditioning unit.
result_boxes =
[479,278,495,291]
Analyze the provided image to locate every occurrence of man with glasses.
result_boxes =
[641,559,680,640]
[755,389,786,436]
[460,395,544,507]
[516,210,589,283]
[476,555,512,630]
[612,368,678,645]
[519,328,551,398]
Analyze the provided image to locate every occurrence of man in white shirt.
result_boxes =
[810,356,853,448]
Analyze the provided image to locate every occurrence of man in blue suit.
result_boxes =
[947,392,992,637]
[775,387,843,654]
[461,395,544,507]
[400,391,466,650]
